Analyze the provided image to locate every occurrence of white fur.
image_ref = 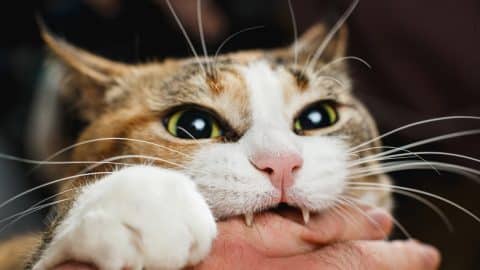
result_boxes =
[187,61,349,218]
[33,166,216,270]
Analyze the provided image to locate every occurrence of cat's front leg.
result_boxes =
[32,165,217,270]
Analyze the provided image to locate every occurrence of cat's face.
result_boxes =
[44,24,391,220]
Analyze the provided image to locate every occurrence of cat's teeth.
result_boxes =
[301,208,310,224]
[244,213,254,227]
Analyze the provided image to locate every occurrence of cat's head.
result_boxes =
[41,23,391,220]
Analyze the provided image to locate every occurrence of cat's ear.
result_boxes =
[40,27,129,84]
[294,23,348,66]
[27,27,133,171]
[40,25,131,121]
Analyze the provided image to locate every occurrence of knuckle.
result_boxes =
[349,243,379,269]
[320,242,372,270]
[322,216,344,241]
[405,241,441,270]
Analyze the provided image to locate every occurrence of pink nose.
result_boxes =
[250,152,303,189]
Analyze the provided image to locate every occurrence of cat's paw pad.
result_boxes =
[33,166,217,270]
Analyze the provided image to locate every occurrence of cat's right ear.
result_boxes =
[27,23,134,174]
[39,22,132,121]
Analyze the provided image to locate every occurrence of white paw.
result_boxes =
[33,166,217,270]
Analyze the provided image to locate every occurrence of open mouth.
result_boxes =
[244,203,311,227]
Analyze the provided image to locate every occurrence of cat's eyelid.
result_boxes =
[293,100,338,119]
[162,104,239,141]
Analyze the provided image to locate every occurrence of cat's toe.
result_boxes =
[33,166,217,270]
[33,209,142,270]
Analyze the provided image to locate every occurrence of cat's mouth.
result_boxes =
[244,203,311,226]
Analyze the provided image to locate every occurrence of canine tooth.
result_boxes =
[301,208,310,224]
[244,213,254,227]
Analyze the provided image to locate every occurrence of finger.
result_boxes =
[265,240,441,270]
[217,213,318,257]
[300,206,393,244]
[193,213,321,268]
[53,262,97,270]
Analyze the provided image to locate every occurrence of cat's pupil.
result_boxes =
[307,111,323,124]
[176,111,212,139]
[299,108,327,129]
[295,102,338,132]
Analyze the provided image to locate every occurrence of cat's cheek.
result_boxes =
[33,165,217,270]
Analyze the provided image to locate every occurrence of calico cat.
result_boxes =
[20,0,480,264]
[0,19,395,269]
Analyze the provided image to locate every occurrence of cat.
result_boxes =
[0,19,395,269]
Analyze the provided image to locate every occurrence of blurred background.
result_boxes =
[0,0,479,269]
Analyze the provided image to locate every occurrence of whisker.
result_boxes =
[0,153,133,167]
[28,137,192,174]
[176,126,202,144]
[349,145,427,156]
[344,186,453,231]
[303,0,359,74]
[165,0,207,76]
[348,160,480,181]
[0,187,76,225]
[329,199,369,235]
[349,155,436,169]
[0,172,111,211]
[213,25,265,62]
[341,195,412,239]
[318,56,371,73]
[287,0,298,67]
[347,182,480,223]
[352,129,480,164]
[78,154,209,175]
[0,199,71,234]
[197,0,212,75]
[349,116,480,152]
[350,151,480,169]
[336,197,389,239]
[312,74,345,88]
[348,147,440,174]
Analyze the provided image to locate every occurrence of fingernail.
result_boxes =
[366,208,391,231]
[419,243,441,268]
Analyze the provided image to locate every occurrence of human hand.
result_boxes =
[191,207,440,270]
[52,206,440,270]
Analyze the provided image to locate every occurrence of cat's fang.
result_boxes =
[301,208,310,224]
[244,213,254,227]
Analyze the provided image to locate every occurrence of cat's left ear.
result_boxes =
[274,23,348,68]
[296,23,348,63]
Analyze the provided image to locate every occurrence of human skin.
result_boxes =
[52,206,441,270]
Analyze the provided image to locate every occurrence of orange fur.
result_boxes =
[0,234,41,270]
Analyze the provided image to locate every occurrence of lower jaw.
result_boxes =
[244,203,312,227]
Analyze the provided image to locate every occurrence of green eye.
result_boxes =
[165,109,223,139]
[294,101,338,133]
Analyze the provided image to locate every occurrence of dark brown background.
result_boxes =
[0,1,478,269]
